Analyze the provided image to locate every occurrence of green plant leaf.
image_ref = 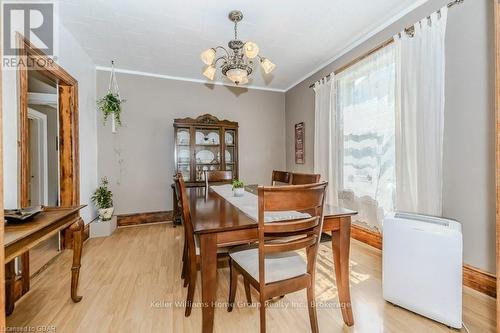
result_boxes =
[91,177,113,209]
[232,179,244,189]
[97,92,125,126]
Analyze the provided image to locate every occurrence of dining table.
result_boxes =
[187,185,357,333]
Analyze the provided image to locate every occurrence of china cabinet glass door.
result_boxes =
[223,129,237,176]
[173,114,238,186]
[175,127,191,181]
[194,127,222,181]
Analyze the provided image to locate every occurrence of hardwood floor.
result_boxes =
[6,223,495,332]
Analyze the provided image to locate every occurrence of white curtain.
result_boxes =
[336,45,396,230]
[313,75,339,206]
[394,7,448,215]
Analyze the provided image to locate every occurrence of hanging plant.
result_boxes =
[98,92,124,126]
[97,60,125,133]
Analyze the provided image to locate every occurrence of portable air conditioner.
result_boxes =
[382,212,463,329]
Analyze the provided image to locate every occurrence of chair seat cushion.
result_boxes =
[229,246,307,284]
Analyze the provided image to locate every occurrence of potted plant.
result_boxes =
[232,179,245,197]
[91,177,114,220]
[97,92,125,127]
[90,178,116,238]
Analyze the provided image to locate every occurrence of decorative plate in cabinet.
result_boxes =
[196,150,215,164]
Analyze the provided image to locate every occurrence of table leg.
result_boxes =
[70,217,84,303]
[5,260,15,315]
[331,216,354,326]
[199,233,217,333]
[21,252,30,294]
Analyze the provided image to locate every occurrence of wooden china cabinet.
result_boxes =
[172,114,239,224]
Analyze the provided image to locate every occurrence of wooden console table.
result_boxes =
[4,206,85,315]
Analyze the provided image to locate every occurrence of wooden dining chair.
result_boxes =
[271,170,291,185]
[290,172,321,185]
[173,175,188,281]
[227,182,328,333]
[174,173,251,317]
[204,170,233,190]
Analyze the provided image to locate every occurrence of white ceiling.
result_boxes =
[60,0,425,91]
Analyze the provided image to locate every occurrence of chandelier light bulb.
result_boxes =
[203,65,216,80]
[260,57,276,74]
[200,48,216,65]
[244,42,259,59]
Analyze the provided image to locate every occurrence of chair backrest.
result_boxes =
[256,182,328,286]
[173,173,196,260]
[290,172,321,185]
[173,174,182,210]
[204,170,233,190]
[271,170,291,185]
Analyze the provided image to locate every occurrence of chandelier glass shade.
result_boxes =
[260,57,276,74]
[202,65,216,80]
[200,10,275,85]
[200,48,216,66]
[243,42,259,59]
[226,68,248,84]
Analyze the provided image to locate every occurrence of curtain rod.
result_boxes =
[308,0,464,89]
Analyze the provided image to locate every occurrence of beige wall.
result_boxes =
[285,0,495,273]
[96,72,285,215]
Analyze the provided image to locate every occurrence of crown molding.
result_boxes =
[95,66,286,93]
[285,0,429,92]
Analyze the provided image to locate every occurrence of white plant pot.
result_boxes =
[90,215,117,238]
[98,207,114,221]
[234,187,245,197]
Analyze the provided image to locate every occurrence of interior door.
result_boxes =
[27,108,48,206]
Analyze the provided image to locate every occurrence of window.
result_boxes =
[336,44,396,229]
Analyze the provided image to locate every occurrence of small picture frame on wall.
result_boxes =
[295,122,305,164]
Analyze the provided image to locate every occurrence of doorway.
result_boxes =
[28,108,48,206]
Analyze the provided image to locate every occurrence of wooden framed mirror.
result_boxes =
[17,34,79,212]
[15,34,80,300]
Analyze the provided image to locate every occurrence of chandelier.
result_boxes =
[200,10,276,85]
